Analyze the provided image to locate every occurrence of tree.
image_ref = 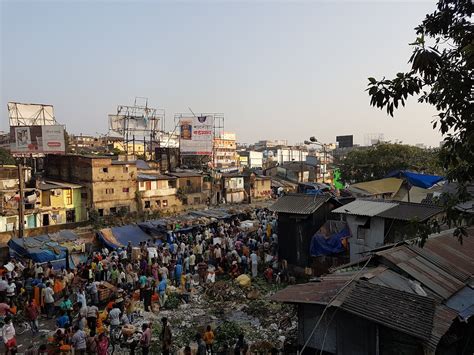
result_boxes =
[366,0,473,239]
[367,0,473,183]
[338,143,442,184]
[0,148,15,165]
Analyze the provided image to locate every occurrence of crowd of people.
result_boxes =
[0,208,283,354]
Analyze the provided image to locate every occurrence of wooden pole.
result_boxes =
[18,164,25,238]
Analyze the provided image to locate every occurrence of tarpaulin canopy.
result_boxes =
[310,222,351,257]
[385,170,444,189]
[8,230,79,263]
[98,225,153,249]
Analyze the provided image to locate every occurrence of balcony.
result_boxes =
[141,188,177,198]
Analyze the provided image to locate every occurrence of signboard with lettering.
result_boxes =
[179,116,214,155]
[10,125,66,156]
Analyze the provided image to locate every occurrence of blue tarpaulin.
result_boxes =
[98,225,154,249]
[385,170,444,189]
[8,231,77,263]
[310,227,350,257]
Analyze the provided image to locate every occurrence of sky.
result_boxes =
[1,0,442,147]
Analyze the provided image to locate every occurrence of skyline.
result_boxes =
[1,1,442,147]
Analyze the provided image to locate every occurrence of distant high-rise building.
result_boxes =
[364,133,385,146]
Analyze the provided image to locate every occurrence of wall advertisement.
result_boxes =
[179,116,214,155]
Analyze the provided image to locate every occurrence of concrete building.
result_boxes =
[38,180,86,225]
[137,173,180,211]
[222,173,246,204]
[0,166,39,232]
[243,172,272,201]
[273,148,308,165]
[168,171,209,206]
[45,155,138,216]
[238,151,263,168]
[253,139,288,151]
[214,132,238,168]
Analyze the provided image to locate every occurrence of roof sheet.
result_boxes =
[423,227,474,276]
[340,280,435,341]
[269,274,354,304]
[137,173,176,181]
[350,178,404,196]
[332,199,397,217]
[169,171,203,178]
[377,245,465,300]
[376,202,443,222]
[268,194,330,215]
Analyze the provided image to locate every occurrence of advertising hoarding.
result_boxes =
[179,116,214,155]
[10,125,66,156]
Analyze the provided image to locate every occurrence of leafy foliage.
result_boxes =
[367,0,473,183]
[0,148,15,165]
[366,0,473,241]
[338,143,442,183]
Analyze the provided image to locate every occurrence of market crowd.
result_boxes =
[0,208,284,354]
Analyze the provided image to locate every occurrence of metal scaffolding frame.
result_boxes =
[108,97,164,157]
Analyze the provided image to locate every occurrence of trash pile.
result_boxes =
[127,277,298,353]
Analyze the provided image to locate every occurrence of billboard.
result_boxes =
[336,135,354,148]
[8,102,56,126]
[108,114,158,135]
[10,125,66,156]
[179,116,214,155]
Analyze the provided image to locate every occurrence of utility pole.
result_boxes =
[18,164,25,238]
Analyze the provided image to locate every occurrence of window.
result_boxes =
[110,207,117,214]
[193,197,200,204]
[145,201,151,208]
[261,180,265,186]
[139,181,145,188]
[162,200,168,207]
[123,166,129,173]
[101,168,108,173]
[98,209,104,217]
[156,200,161,208]
[146,181,152,190]
[123,187,130,193]
[65,189,73,205]
[186,179,192,187]
[105,188,114,194]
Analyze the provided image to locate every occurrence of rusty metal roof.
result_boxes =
[269,194,330,215]
[423,227,474,276]
[339,280,435,341]
[269,274,354,304]
[377,245,466,300]
[427,305,458,351]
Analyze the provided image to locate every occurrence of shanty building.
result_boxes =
[271,228,474,354]
[269,194,341,268]
[332,199,444,262]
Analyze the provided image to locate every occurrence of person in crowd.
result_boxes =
[140,323,151,355]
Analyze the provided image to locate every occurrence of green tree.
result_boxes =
[366,0,473,240]
[339,143,442,184]
[0,148,15,165]
[366,0,473,183]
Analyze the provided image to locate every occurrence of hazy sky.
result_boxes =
[1,0,442,147]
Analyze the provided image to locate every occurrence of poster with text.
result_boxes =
[179,116,214,155]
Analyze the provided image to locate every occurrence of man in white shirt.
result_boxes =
[42,282,55,319]
[108,305,121,332]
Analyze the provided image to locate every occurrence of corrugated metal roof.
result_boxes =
[427,305,458,351]
[377,245,465,300]
[423,227,474,275]
[268,194,330,215]
[376,202,444,222]
[340,280,435,341]
[350,178,404,196]
[137,173,176,181]
[332,199,397,217]
[269,274,354,304]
